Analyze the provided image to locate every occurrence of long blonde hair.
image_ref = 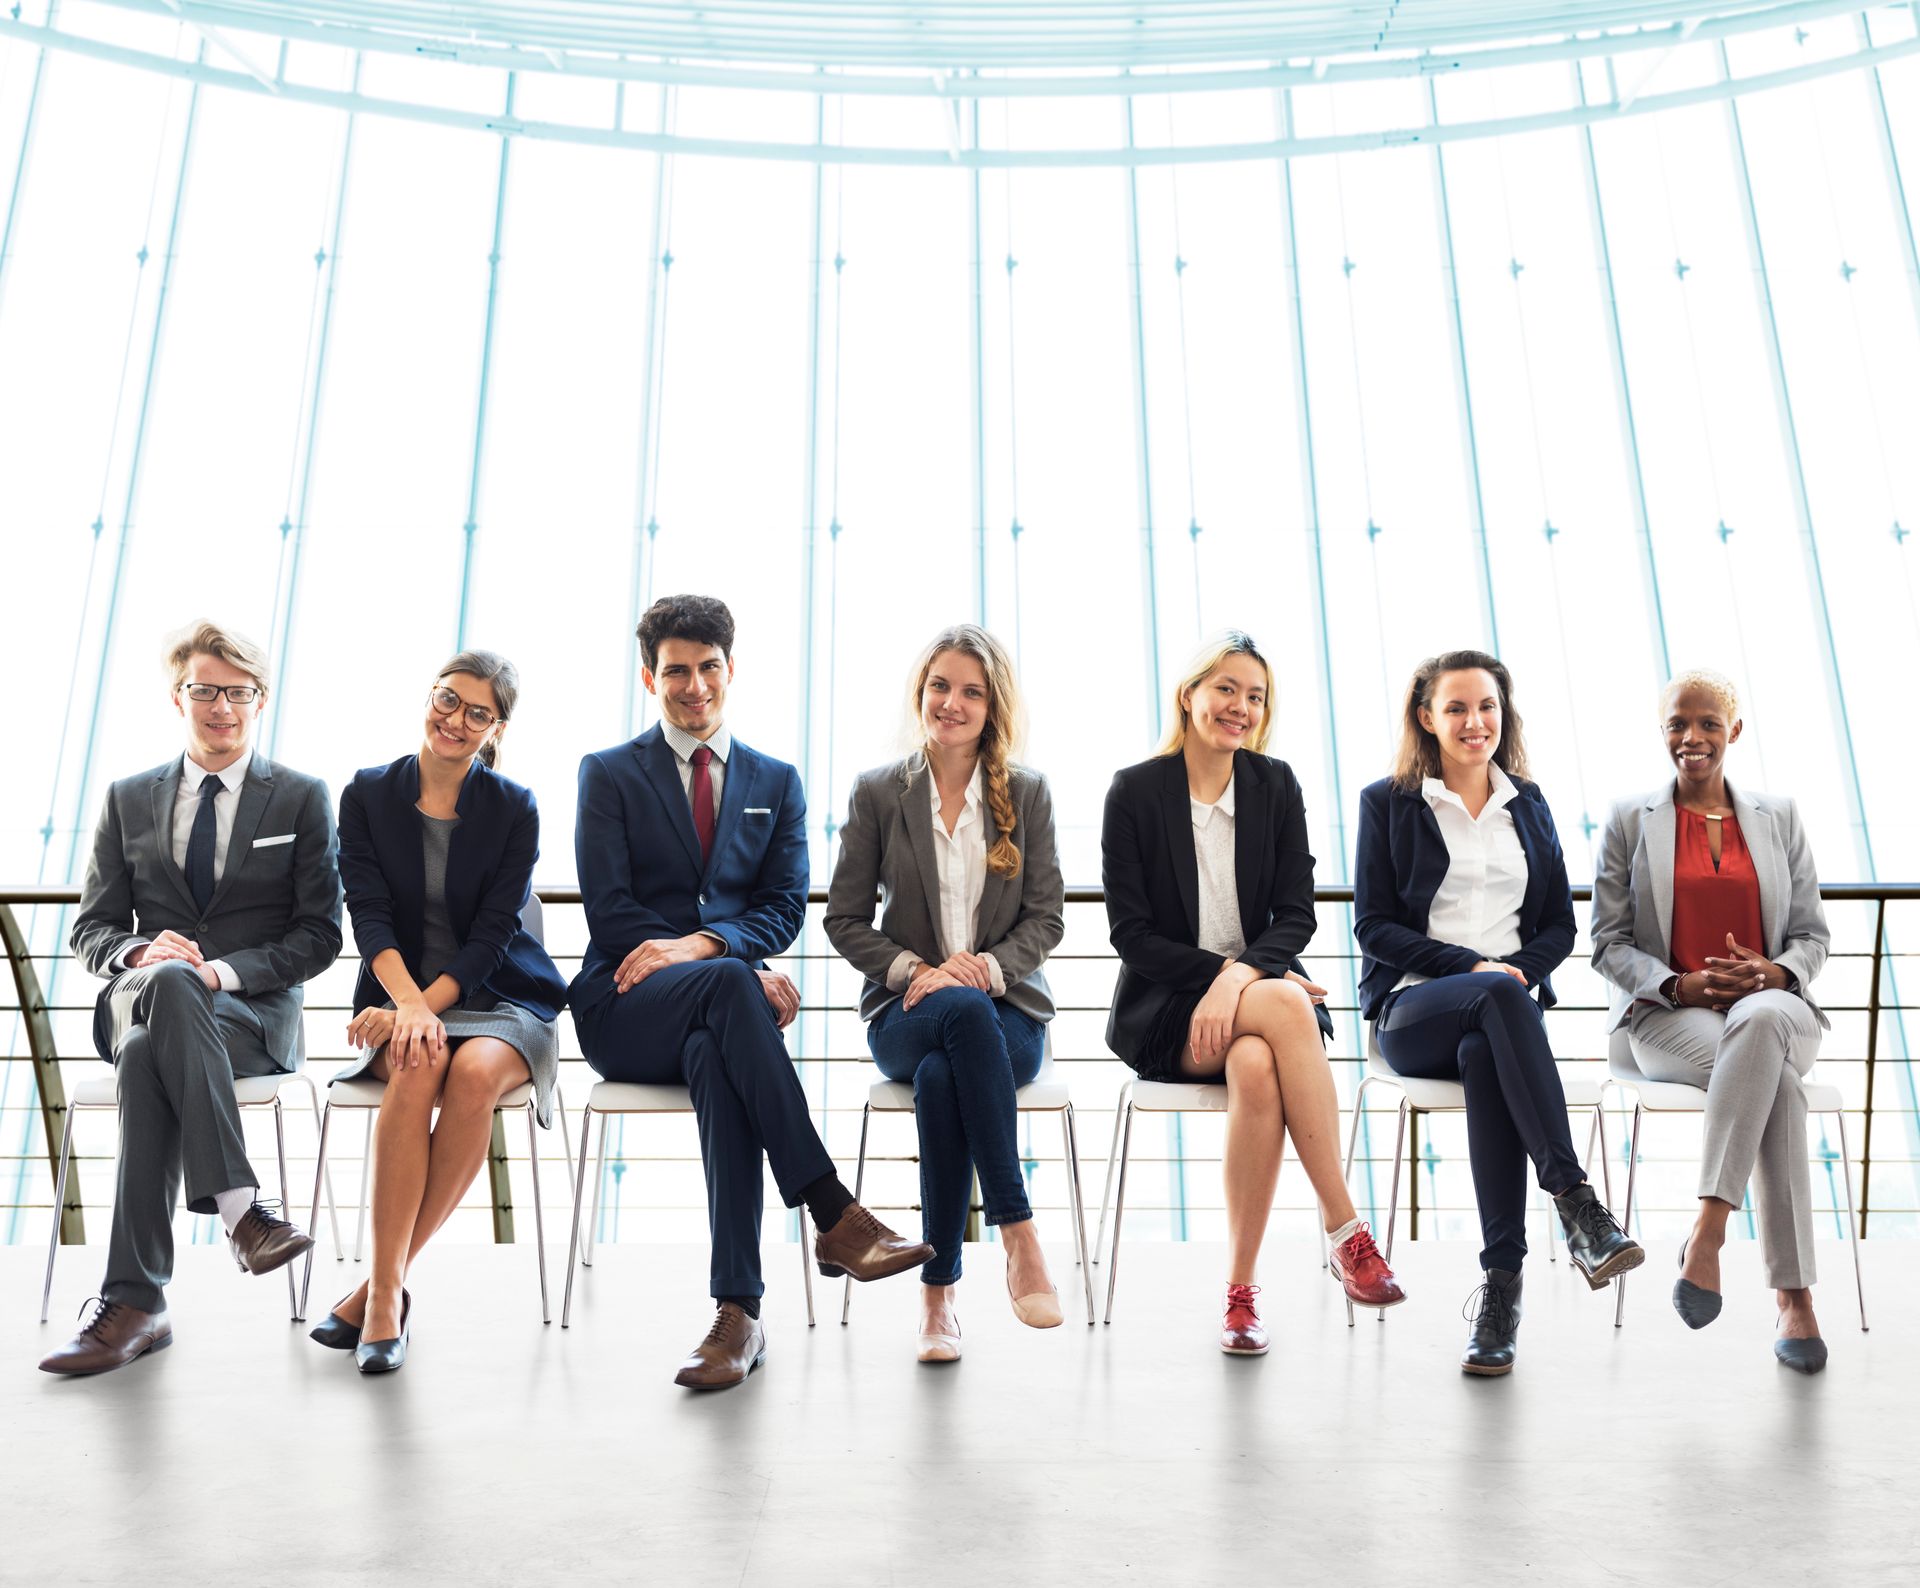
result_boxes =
[905,625,1025,878]
[1155,631,1276,757]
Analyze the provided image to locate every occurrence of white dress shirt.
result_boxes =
[124,749,251,988]
[1394,762,1528,992]
[1192,778,1247,959]
[887,764,1006,997]
[661,720,730,820]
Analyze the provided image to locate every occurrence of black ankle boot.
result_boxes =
[1462,1269,1523,1376]
[1552,1182,1645,1290]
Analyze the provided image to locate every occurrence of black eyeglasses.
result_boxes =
[428,686,505,731]
[181,684,262,704]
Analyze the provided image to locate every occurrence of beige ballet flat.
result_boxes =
[917,1314,962,1364]
[1008,1272,1063,1330]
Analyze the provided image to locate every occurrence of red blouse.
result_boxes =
[1669,808,1765,976]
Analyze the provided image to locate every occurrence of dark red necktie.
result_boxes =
[690,745,716,864]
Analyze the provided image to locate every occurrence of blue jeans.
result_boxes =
[868,987,1046,1285]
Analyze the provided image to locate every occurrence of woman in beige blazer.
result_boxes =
[825,625,1066,1362]
[1591,668,1833,1371]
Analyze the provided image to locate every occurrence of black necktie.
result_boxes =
[185,777,220,913]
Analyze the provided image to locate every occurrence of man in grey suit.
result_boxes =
[40,621,342,1376]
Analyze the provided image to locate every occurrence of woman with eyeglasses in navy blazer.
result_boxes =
[309,650,565,1373]
[1355,649,1641,1376]
[1103,631,1405,1357]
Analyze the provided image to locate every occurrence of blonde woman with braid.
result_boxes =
[826,625,1067,1361]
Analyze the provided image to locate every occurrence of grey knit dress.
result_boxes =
[333,812,561,1127]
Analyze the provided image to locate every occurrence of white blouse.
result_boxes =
[1394,762,1529,992]
[1191,779,1246,960]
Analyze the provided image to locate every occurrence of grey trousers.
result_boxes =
[94,962,285,1312]
[1628,989,1822,1290]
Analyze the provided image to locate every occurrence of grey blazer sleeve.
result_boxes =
[1773,797,1829,993]
[70,784,145,977]
[1589,801,1677,1007]
[222,774,344,993]
[984,772,1065,989]
[823,772,915,981]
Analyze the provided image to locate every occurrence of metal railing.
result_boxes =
[3,883,1914,1246]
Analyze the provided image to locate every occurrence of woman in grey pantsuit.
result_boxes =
[1591,669,1832,1372]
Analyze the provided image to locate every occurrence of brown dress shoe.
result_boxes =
[39,1298,173,1375]
[673,1303,766,1390]
[227,1201,315,1276]
[814,1203,935,1283]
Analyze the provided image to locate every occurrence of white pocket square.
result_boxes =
[253,834,296,848]
[744,807,772,815]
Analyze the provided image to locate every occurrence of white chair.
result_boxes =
[1602,1026,1867,1330]
[839,1046,1095,1326]
[42,1066,341,1323]
[561,1082,816,1328]
[299,1073,570,1324]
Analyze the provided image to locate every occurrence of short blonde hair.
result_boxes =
[1155,631,1275,757]
[164,620,270,696]
[1662,668,1739,720]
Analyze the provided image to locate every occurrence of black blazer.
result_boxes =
[338,755,566,1022]
[1101,752,1333,1071]
[1352,773,1576,1022]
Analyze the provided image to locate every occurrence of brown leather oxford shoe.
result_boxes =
[673,1303,766,1390]
[227,1201,315,1277]
[813,1202,935,1283]
[39,1298,173,1376]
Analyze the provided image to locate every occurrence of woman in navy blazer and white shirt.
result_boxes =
[1104,632,1405,1357]
[826,625,1067,1362]
[1355,649,1641,1376]
[309,650,566,1372]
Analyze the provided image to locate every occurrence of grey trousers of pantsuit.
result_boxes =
[95,961,287,1312]
[1628,989,1822,1290]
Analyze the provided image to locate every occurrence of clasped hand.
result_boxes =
[615,933,722,993]
[133,931,218,990]
[348,1002,445,1067]
[1186,965,1327,1067]
[903,952,994,1011]
[1679,933,1783,1011]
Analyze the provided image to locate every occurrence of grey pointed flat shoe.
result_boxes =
[1774,1332,1828,1374]
[1672,1239,1722,1330]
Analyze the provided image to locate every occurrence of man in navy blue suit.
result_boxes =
[572,594,932,1388]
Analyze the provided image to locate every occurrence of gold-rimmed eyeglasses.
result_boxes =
[428,685,505,732]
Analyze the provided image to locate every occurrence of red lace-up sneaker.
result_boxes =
[1330,1224,1407,1308]
[1221,1283,1269,1355]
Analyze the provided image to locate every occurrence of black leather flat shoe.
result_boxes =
[308,1303,362,1351]
[1461,1268,1523,1376]
[1553,1183,1645,1289]
[354,1290,412,1375]
[1672,1238,1722,1330]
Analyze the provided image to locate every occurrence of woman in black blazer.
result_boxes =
[308,650,566,1373]
[1103,632,1405,1356]
[1354,648,1640,1376]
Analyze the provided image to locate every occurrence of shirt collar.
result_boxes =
[927,763,984,819]
[184,748,252,795]
[1422,762,1518,817]
[663,721,731,765]
[1191,775,1236,823]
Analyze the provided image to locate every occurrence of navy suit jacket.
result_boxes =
[570,725,807,1050]
[338,756,565,1022]
[1352,774,1576,1022]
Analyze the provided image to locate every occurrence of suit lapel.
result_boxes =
[1160,756,1200,941]
[205,760,274,913]
[705,743,753,885]
[149,760,199,915]
[976,775,1015,947]
[899,766,945,944]
[1644,787,1676,953]
[1507,790,1550,926]
[1232,755,1267,944]
[635,730,703,874]
[1728,781,1781,950]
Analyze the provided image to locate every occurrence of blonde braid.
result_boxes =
[982,731,1022,879]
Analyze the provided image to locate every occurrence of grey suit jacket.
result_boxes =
[1590,780,1828,1033]
[71,754,344,1064]
[824,758,1064,1024]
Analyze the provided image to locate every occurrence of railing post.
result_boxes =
[1859,898,1885,1241]
[1,903,82,1244]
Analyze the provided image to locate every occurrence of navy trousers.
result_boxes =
[577,958,835,1299]
[1375,971,1586,1274]
[869,987,1045,1284]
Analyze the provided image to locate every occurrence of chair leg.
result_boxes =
[1093,1083,1130,1266]
[525,1103,550,1324]
[841,1103,872,1326]
[1102,1102,1136,1325]
[353,1110,374,1263]
[1062,1106,1095,1325]
[1614,1103,1644,1327]
[40,1102,78,1324]
[1595,1087,1615,1206]
[562,1106,597,1329]
[800,1205,815,1328]
[554,1088,575,1199]
[1339,1076,1379,1325]
[1833,1109,1868,1332]
[289,1075,344,1262]
[584,1116,610,1267]
[273,1098,298,1320]
[1380,1099,1408,1322]
[301,1100,335,1323]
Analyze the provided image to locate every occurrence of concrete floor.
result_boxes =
[3,1236,1912,1587]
